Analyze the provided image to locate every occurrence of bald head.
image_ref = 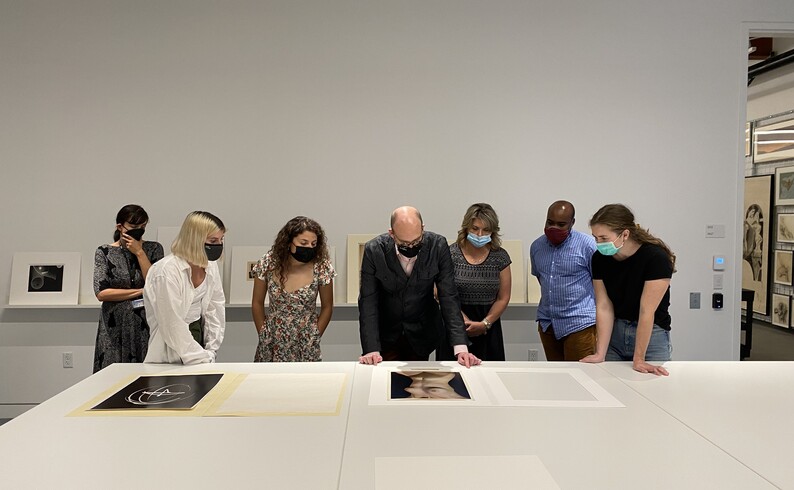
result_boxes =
[390,206,424,244]
[546,200,575,229]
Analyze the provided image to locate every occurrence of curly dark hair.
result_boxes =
[268,216,329,286]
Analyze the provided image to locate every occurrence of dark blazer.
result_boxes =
[358,231,468,358]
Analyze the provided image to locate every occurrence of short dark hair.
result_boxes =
[113,204,149,241]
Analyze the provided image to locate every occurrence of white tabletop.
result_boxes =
[0,362,356,490]
[339,361,774,490]
[600,361,794,490]
[0,361,785,490]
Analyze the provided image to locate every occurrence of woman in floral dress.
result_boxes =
[252,217,335,362]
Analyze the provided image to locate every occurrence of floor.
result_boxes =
[745,320,794,361]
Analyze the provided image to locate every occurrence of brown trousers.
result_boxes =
[538,323,596,361]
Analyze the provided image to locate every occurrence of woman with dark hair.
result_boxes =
[252,216,335,362]
[581,203,676,376]
[437,203,511,361]
[143,211,226,365]
[93,204,164,372]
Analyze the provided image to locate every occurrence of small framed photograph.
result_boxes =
[771,293,791,328]
[228,246,270,305]
[10,252,81,305]
[774,250,793,286]
[775,166,794,206]
[777,213,794,243]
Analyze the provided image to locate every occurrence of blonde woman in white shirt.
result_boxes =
[144,211,226,364]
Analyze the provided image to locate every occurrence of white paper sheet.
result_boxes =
[210,373,347,416]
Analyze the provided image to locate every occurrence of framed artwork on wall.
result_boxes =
[774,250,793,286]
[9,252,81,305]
[754,113,794,164]
[775,166,794,206]
[746,121,753,159]
[501,240,525,304]
[742,175,772,315]
[771,293,791,328]
[346,234,378,303]
[228,246,270,305]
[776,213,794,244]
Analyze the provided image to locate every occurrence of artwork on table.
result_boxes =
[389,370,471,400]
[91,374,224,410]
[777,214,794,244]
[771,293,791,328]
[743,175,772,315]
[9,252,81,305]
[774,250,794,286]
[775,166,794,206]
[346,234,378,303]
[746,121,753,158]
[754,113,794,164]
[205,373,347,416]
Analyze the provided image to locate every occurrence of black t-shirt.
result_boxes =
[591,243,673,330]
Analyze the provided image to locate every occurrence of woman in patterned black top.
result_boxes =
[437,203,512,361]
[93,205,164,372]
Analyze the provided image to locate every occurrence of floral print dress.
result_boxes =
[253,251,336,362]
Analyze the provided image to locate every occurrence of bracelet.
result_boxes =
[482,318,491,331]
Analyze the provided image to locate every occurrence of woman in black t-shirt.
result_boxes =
[581,204,675,376]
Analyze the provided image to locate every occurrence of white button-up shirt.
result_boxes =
[143,254,226,364]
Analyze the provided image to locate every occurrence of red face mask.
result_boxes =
[544,227,570,246]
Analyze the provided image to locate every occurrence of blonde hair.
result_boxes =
[171,211,225,267]
[590,204,676,272]
[456,203,502,250]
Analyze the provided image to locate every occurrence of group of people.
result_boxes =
[92,200,675,377]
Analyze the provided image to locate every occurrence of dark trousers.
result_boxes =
[381,334,429,362]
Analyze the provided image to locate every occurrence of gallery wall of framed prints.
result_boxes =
[746,109,794,329]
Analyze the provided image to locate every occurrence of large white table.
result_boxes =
[0,361,788,489]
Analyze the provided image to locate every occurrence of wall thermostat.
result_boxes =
[712,255,726,271]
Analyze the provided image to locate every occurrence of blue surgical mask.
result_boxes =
[596,234,624,256]
[467,232,492,248]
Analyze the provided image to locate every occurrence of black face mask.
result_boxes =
[204,243,223,262]
[125,228,145,241]
[397,242,422,258]
[291,246,317,263]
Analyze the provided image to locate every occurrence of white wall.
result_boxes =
[3,0,794,413]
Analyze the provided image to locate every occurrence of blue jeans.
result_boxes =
[605,318,672,362]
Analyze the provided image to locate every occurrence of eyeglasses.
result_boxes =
[394,235,423,248]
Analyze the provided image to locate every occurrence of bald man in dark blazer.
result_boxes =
[358,206,481,367]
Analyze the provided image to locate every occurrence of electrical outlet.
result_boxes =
[62,352,73,368]
[689,292,701,309]
[528,349,538,361]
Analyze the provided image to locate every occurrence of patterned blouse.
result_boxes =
[449,243,511,306]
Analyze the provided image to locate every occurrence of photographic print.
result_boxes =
[771,293,791,328]
[247,261,258,281]
[775,166,794,206]
[774,250,793,286]
[755,114,794,164]
[27,265,64,292]
[10,252,81,305]
[742,176,772,315]
[91,374,224,411]
[389,370,471,400]
[777,213,794,243]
